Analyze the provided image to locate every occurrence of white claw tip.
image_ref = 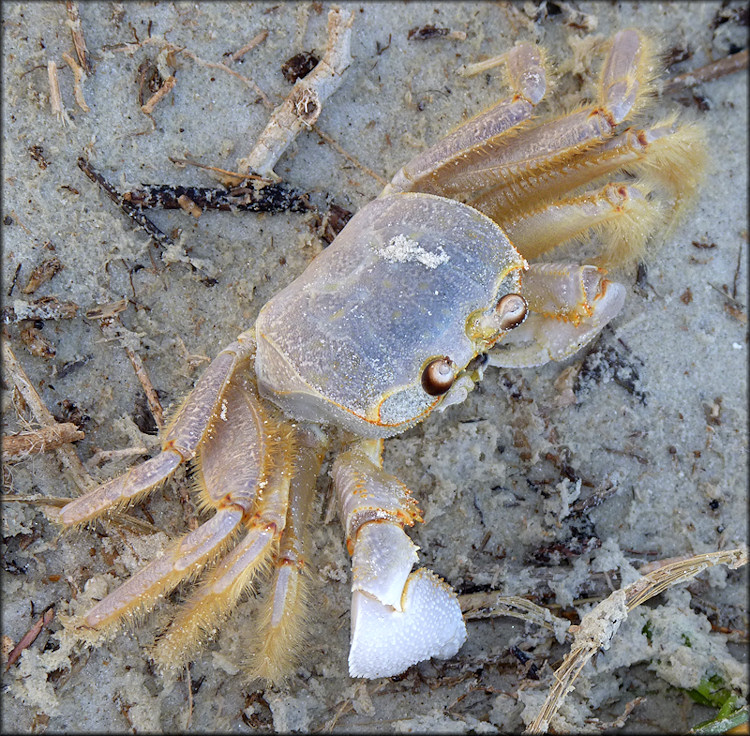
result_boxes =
[348,567,467,679]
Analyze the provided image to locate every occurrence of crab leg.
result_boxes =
[149,376,293,663]
[151,497,286,670]
[70,507,244,640]
[488,263,626,367]
[411,30,651,202]
[68,374,286,643]
[155,525,278,662]
[383,41,546,196]
[53,331,256,527]
[471,119,706,223]
[596,121,706,204]
[333,440,466,679]
[152,420,325,680]
[504,181,662,265]
[250,426,328,682]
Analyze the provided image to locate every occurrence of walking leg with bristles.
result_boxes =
[52,331,257,527]
[146,377,296,670]
[383,41,547,196]
[151,424,326,681]
[69,507,245,642]
[248,426,328,683]
[407,30,655,205]
[66,374,289,647]
[503,181,664,266]
[470,119,706,229]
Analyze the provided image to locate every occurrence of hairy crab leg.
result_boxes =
[68,507,244,642]
[66,375,285,644]
[152,385,296,672]
[488,263,626,367]
[249,426,328,683]
[333,440,466,679]
[152,526,278,668]
[504,181,662,265]
[411,30,652,202]
[52,331,257,527]
[471,119,706,224]
[383,41,546,196]
[152,418,326,682]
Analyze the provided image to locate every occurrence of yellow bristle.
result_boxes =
[68,519,241,644]
[631,120,708,238]
[245,562,313,685]
[592,185,666,268]
[152,528,278,673]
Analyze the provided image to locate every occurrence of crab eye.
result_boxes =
[421,357,455,396]
[495,293,527,331]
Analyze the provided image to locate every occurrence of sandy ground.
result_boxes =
[2,1,747,733]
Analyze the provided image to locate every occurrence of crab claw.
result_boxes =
[348,566,467,678]
[333,446,467,678]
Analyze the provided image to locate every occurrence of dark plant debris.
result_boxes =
[281,51,319,83]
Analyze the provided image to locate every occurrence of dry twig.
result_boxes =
[118,331,165,430]
[229,29,268,62]
[179,47,272,108]
[237,7,354,179]
[18,323,56,358]
[122,177,311,214]
[407,25,467,41]
[140,74,176,115]
[108,35,273,108]
[525,547,748,734]
[185,663,194,729]
[7,210,31,235]
[587,697,646,731]
[2,342,93,493]
[22,257,63,294]
[312,126,387,187]
[4,423,84,461]
[457,51,509,77]
[7,263,22,297]
[65,1,91,73]
[87,303,166,430]
[168,156,271,184]
[61,51,90,112]
[460,592,570,639]
[47,60,71,126]
[77,157,173,247]
[5,606,55,670]
[663,49,749,95]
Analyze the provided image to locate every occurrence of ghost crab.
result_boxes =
[53,29,704,682]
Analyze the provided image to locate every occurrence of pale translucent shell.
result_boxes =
[255,192,525,437]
